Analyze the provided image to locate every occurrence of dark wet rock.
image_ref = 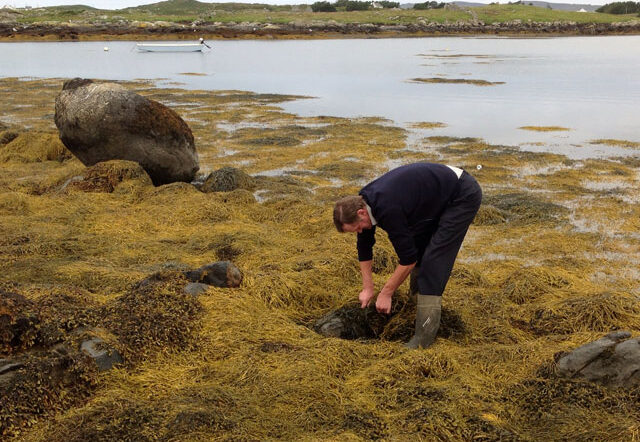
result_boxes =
[184,282,210,297]
[61,160,152,193]
[0,361,24,375]
[54,78,199,186]
[0,130,19,145]
[184,261,243,288]
[200,167,255,193]
[314,305,391,340]
[80,336,123,372]
[0,290,39,354]
[555,331,640,388]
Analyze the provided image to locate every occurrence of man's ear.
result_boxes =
[356,208,367,217]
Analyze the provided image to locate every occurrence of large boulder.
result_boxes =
[54,78,199,186]
[555,331,640,388]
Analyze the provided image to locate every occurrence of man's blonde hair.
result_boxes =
[333,195,366,232]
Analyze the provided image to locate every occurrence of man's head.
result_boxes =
[333,195,372,233]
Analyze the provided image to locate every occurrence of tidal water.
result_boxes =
[1,36,639,158]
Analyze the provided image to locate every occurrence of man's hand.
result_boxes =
[376,291,393,314]
[359,287,375,308]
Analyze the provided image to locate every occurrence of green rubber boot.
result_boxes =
[405,295,441,349]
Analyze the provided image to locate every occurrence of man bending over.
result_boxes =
[333,162,482,349]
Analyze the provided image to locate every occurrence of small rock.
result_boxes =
[184,261,243,288]
[80,337,123,372]
[555,331,640,388]
[183,282,210,296]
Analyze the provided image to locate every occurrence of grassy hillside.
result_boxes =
[9,0,640,25]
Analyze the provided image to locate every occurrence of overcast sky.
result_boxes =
[0,0,611,9]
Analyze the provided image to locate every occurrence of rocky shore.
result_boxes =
[2,19,640,40]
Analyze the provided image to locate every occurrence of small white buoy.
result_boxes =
[103,47,109,52]
[476,164,482,170]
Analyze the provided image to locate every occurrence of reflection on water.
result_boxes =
[1,36,640,157]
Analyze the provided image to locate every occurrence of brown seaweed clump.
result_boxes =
[0,132,72,163]
[200,166,256,193]
[502,266,571,304]
[104,272,204,363]
[62,160,153,193]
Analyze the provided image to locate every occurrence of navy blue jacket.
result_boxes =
[357,163,460,265]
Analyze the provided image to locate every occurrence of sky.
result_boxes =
[0,0,610,9]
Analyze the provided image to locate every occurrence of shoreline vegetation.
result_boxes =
[1,1,640,40]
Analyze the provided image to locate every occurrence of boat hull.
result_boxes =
[136,44,204,53]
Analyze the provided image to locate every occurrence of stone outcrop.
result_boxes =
[555,331,640,388]
[54,79,199,186]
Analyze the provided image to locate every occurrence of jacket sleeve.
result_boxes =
[356,226,376,262]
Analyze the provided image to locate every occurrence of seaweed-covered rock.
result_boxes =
[555,331,640,388]
[54,78,199,186]
[0,344,98,437]
[200,167,255,193]
[0,290,39,354]
[184,261,243,288]
[61,160,152,193]
[106,272,204,361]
[0,131,71,163]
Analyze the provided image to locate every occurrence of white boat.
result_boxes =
[136,38,211,53]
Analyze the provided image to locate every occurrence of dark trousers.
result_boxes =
[413,171,482,296]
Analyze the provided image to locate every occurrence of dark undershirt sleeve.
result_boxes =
[356,226,376,262]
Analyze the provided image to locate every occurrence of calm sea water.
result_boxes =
[1,36,639,158]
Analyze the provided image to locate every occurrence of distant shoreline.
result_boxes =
[2,21,640,41]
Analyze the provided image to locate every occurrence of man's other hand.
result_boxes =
[359,287,375,308]
[376,291,392,314]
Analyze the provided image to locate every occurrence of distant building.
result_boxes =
[577,8,588,12]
